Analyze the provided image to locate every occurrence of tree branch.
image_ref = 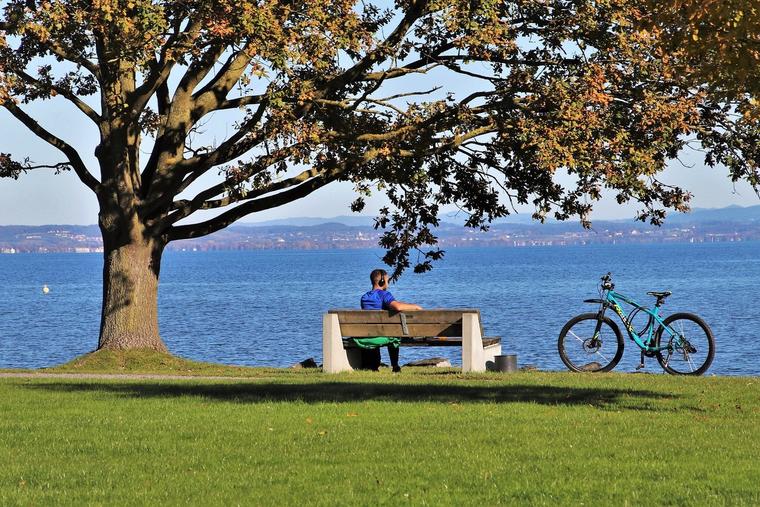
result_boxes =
[216,93,267,111]
[191,45,255,118]
[324,0,432,93]
[166,166,343,241]
[171,166,325,215]
[174,98,270,177]
[362,64,440,81]
[362,56,583,82]
[139,42,230,196]
[45,41,100,80]
[162,143,306,228]
[174,44,228,104]
[2,102,101,193]
[16,70,101,123]
[140,98,272,220]
[17,162,72,170]
[132,18,204,117]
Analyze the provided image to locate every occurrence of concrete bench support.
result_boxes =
[462,312,484,373]
[323,313,361,373]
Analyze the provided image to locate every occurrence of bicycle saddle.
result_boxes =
[647,291,672,298]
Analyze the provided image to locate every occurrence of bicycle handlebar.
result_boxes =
[600,272,614,290]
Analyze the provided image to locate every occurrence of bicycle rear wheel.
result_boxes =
[558,313,624,372]
[655,313,715,375]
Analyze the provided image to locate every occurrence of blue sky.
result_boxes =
[1,5,759,226]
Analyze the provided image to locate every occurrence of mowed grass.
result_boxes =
[1,364,759,505]
[41,349,286,377]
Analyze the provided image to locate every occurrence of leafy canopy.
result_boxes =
[0,0,714,276]
[643,0,760,193]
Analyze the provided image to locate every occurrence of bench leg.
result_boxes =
[484,343,502,371]
[323,313,353,373]
[462,313,485,373]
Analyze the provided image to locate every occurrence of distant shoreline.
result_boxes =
[1,237,758,255]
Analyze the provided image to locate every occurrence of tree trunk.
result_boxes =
[97,236,168,352]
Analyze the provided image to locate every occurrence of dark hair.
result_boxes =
[370,269,387,287]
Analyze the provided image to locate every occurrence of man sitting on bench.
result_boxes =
[358,269,422,372]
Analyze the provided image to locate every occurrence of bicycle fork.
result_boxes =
[591,303,608,347]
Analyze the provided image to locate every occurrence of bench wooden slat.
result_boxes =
[328,309,481,324]
[343,336,501,348]
[337,323,465,337]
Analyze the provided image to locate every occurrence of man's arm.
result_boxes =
[388,300,422,311]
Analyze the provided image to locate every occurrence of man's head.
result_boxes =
[370,269,388,289]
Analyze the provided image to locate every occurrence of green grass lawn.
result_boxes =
[1,362,759,505]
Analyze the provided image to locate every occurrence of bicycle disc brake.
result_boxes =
[583,337,602,354]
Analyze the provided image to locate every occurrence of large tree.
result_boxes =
[1,0,710,352]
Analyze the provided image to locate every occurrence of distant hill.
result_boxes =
[242,215,376,227]
[2,204,759,253]
[239,204,760,228]
[664,204,760,223]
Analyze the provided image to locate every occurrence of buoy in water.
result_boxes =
[42,284,50,294]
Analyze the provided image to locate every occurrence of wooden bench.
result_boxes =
[322,309,501,373]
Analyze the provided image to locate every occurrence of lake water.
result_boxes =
[1,242,758,375]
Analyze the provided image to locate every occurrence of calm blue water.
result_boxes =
[0,242,758,375]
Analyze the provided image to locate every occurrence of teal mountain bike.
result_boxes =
[558,273,715,375]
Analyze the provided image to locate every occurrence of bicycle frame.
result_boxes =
[560,273,715,375]
[590,290,671,353]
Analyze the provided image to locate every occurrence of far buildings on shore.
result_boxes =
[1,205,759,254]
[0,227,105,254]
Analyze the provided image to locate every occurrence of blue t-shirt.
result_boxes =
[360,289,396,310]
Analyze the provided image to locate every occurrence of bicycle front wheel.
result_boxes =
[558,313,624,372]
[655,313,715,375]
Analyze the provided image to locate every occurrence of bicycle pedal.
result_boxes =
[636,363,646,370]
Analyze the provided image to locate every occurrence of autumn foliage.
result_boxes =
[643,0,760,190]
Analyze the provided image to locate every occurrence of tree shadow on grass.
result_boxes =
[22,381,682,411]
